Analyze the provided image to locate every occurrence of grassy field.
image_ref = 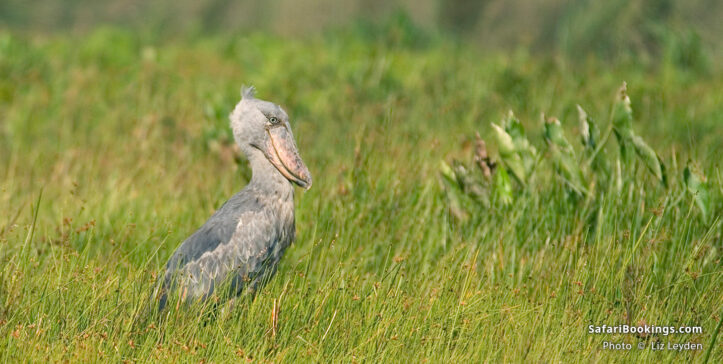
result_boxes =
[0,26,721,362]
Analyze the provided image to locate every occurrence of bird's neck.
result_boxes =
[246,150,295,202]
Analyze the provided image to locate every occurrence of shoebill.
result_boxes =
[156,86,312,311]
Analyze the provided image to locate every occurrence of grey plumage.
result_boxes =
[156,87,311,311]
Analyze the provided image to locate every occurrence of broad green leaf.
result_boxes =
[439,160,469,221]
[544,117,587,195]
[491,122,516,156]
[610,83,666,185]
[502,110,527,141]
[494,165,513,206]
[630,134,667,186]
[503,111,538,177]
[544,116,574,153]
[440,160,457,185]
[491,122,527,185]
[440,160,489,208]
[612,82,633,136]
[453,161,489,206]
[612,82,634,161]
[684,162,711,223]
[491,111,538,186]
[614,159,623,194]
[577,104,608,173]
[577,105,598,150]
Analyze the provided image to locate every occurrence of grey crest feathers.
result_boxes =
[241,85,256,100]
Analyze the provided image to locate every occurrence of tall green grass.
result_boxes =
[0,28,721,362]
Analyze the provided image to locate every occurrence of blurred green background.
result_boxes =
[1,0,722,65]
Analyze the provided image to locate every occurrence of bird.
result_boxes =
[155,86,312,311]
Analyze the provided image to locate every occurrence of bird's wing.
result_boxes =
[158,205,282,308]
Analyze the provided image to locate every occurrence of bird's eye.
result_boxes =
[268,116,279,124]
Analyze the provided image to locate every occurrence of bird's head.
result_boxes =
[230,86,312,189]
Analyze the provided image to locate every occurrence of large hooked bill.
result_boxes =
[266,125,312,189]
